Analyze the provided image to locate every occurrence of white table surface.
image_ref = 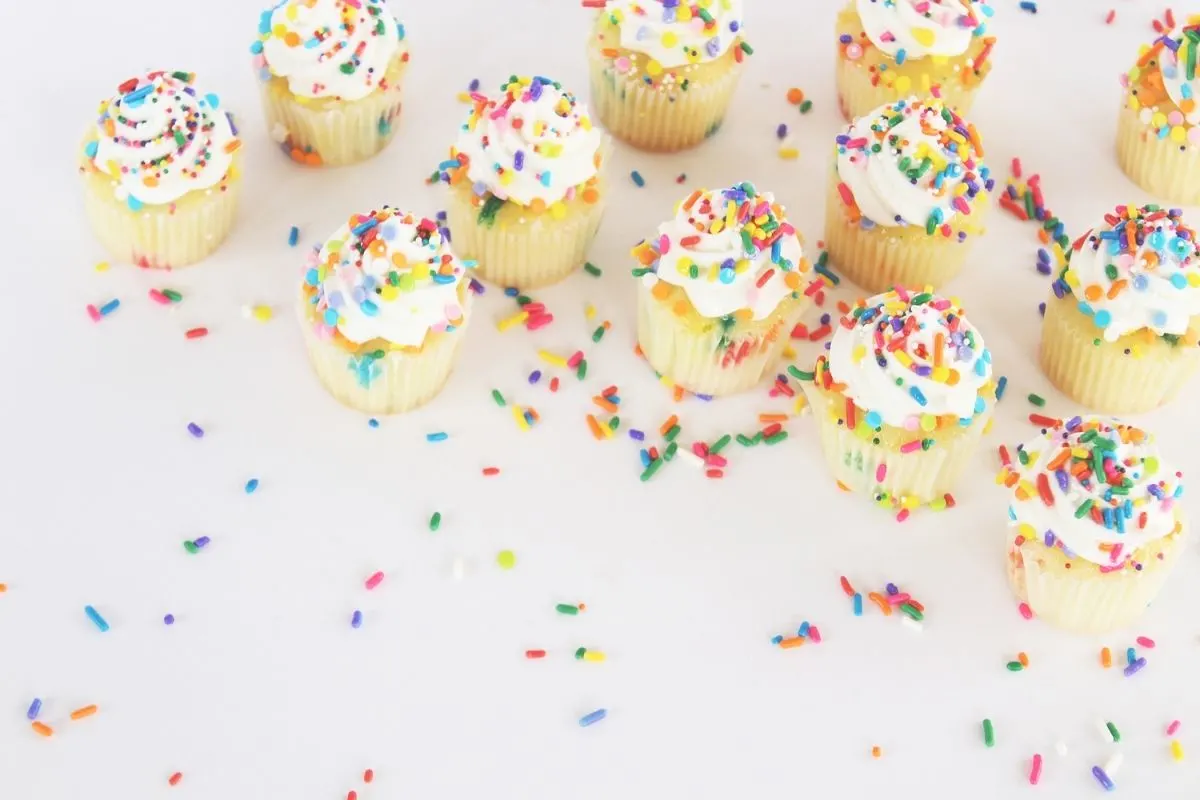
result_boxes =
[4,1,1200,797]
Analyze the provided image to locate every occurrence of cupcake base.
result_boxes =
[835,50,981,123]
[1116,101,1200,205]
[1039,292,1200,414]
[1007,523,1186,634]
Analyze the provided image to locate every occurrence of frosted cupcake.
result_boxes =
[1042,204,1200,413]
[800,288,994,511]
[438,76,607,289]
[79,71,242,269]
[299,208,472,414]
[251,0,408,167]
[1117,19,1200,204]
[631,183,817,396]
[1003,417,1187,634]
[835,0,996,122]
[826,97,991,293]
[586,0,749,152]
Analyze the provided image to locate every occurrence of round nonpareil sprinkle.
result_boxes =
[496,550,516,570]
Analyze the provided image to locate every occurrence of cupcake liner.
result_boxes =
[445,182,607,289]
[259,54,406,168]
[1116,100,1200,205]
[636,281,802,396]
[823,175,986,294]
[587,39,743,152]
[298,293,467,415]
[802,381,990,505]
[81,159,242,269]
[1007,520,1186,634]
[1039,292,1200,413]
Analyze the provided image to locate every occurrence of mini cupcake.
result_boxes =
[800,288,994,512]
[835,0,995,122]
[299,208,472,414]
[1117,19,1200,204]
[79,71,242,269]
[586,0,749,152]
[1002,416,1187,634]
[825,97,991,293]
[1042,204,1200,413]
[438,76,607,289]
[251,0,408,167]
[631,182,817,396]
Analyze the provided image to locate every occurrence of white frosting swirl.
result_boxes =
[86,71,238,208]
[453,76,603,207]
[304,208,469,348]
[1059,206,1200,343]
[1007,417,1185,567]
[835,97,989,231]
[604,0,744,68]
[635,185,805,320]
[855,0,977,60]
[255,0,406,101]
[825,289,991,427]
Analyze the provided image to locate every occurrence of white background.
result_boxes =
[2,1,1199,798]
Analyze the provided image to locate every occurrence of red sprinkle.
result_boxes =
[1105,9,1115,23]
[1029,413,1060,428]
[705,469,724,479]
[839,576,855,597]
[1011,157,1023,179]
[185,327,209,340]
[363,769,374,784]
[525,649,546,659]
[482,467,500,476]
[168,773,183,786]
[347,792,358,800]
[549,377,560,393]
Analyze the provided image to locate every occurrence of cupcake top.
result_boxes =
[853,0,990,61]
[443,76,604,209]
[630,183,810,320]
[600,0,745,69]
[817,288,992,428]
[1006,416,1185,568]
[82,71,240,210]
[1055,204,1200,344]
[834,97,991,236]
[303,208,470,348]
[251,0,407,101]
[1122,18,1200,142]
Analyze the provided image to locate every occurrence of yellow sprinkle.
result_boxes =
[778,147,800,160]
[497,311,529,332]
[512,405,530,432]
[793,395,809,414]
[583,650,607,662]
[538,350,569,368]
[585,303,596,320]
[894,75,912,94]
[252,305,273,322]
[1172,740,1185,761]
[782,345,796,359]
[456,92,471,103]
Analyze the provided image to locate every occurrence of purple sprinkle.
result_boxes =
[469,278,485,294]
[529,80,543,101]
[839,34,853,43]
[528,370,542,384]
[194,536,211,548]
[187,422,204,438]
[629,429,645,441]
[26,699,42,720]
[1039,302,1047,316]
[1123,656,1147,677]
[514,150,525,171]
[695,393,714,401]
[351,610,363,629]
[468,78,480,91]
[226,111,239,136]
[164,614,175,625]
[776,123,788,139]
[1043,531,1055,547]
[885,583,898,595]
[1036,261,1053,276]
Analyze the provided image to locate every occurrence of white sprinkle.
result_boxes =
[1055,741,1069,758]
[1105,752,1124,777]
[901,616,923,634]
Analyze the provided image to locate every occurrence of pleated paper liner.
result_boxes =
[80,154,242,269]
[1116,100,1200,205]
[801,380,991,507]
[587,16,743,152]
[833,1,991,122]
[1007,518,1187,634]
[445,177,607,290]
[297,288,469,415]
[260,53,407,168]
[1039,292,1200,414]
[635,280,805,397]
[823,175,987,294]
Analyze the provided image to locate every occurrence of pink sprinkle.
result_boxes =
[808,626,821,644]
[365,571,385,590]
[1136,636,1157,649]
[887,592,911,606]
[1029,753,1043,785]
[1168,720,1182,736]
[691,442,708,458]
[657,234,670,254]
[875,464,887,483]
[896,509,910,523]
[86,304,102,322]
[706,454,728,468]
[526,313,553,331]
[1105,9,1115,24]
[930,84,943,98]
[1011,157,1023,179]
[567,350,585,368]
[1018,602,1033,620]
[899,440,923,454]
[149,289,171,305]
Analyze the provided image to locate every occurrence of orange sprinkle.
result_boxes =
[0,583,7,592]
[581,187,600,204]
[593,395,618,414]
[659,414,679,436]
[31,722,53,737]
[1018,652,1029,667]
[672,386,684,401]
[224,138,243,154]
[868,592,892,616]
[70,705,98,721]
[1101,647,1112,668]
[758,413,789,423]
[779,636,806,649]
[786,87,805,104]
[586,414,605,441]
[871,746,883,759]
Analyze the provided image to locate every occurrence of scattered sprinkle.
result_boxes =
[983,718,995,748]
[364,571,385,590]
[630,170,645,187]
[187,422,204,439]
[26,699,42,720]
[31,722,53,738]
[84,605,110,632]
[288,226,300,247]
[426,431,449,442]
[244,478,259,494]
[185,327,209,340]
[583,262,602,277]
[70,705,98,721]
[1091,765,1115,791]
[164,614,175,625]
[579,708,607,727]
[169,772,183,786]
[496,550,516,570]
[429,511,442,532]
[1027,393,1045,407]
[1029,753,1043,785]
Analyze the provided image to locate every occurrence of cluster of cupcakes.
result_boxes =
[77,0,1198,637]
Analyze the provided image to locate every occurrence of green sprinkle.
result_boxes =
[1106,721,1121,743]
[162,289,183,302]
[982,719,995,748]
[664,424,681,442]
[429,511,442,532]
[1027,393,1046,407]
[556,603,580,616]
[1006,661,1024,672]
[576,359,588,380]
[491,389,506,407]
[751,431,764,445]
[631,267,652,277]
[799,99,812,114]
[899,603,923,621]
[640,458,663,482]
[925,214,938,235]
[787,365,815,381]
[1074,499,1094,519]
[592,325,607,343]
[736,433,754,447]
[739,41,753,55]
[575,647,587,659]
[709,434,732,454]
[663,441,679,461]
[516,294,533,306]
[183,540,199,554]
[608,416,620,431]
[764,431,789,445]
[583,262,602,277]
[911,292,932,306]
[477,195,506,227]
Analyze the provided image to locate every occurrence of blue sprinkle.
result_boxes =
[630,170,645,187]
[194,536,211,549]
[853,593,863,616]
[26,699,42,720]
[798,621,810,637]
[426,431,449,442]
[288,226,299,247]
[639,449,651,468]
[84,605,110,632]
[865,410,882,428]
[468,78,480,91]
[504,287,520,297]
[995,375,1008,401]
[770,634,783,645]
[1018,2,1037,13]
[368,418,380,428]
[909,386,927,406]
[896,48,907,65]
[629,429,645,441]
[127,195,144,212]
[245,478,259,494]
[351,610,363,629]
[250,40,264,55]
[84,140,99,158]
[579,709,608,727]
[204,93,220,109]
[164,614,175,625]
[99,299,121,316]
[1127,647,1137,665]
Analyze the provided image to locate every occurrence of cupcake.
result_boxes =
[631,182,817,396]
[1002,416,1187,634]
[79,71,242,269]
[251,0,408,167]
[800,288,995,511]
[586,0,749,152]
[825,97,991,293]
[299,207,472,414]
[1117,19,1200,205]
[438,76,607,289]
[835,0,996,122]
[1041,204,1200,413]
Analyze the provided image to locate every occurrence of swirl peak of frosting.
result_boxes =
[601,0,745,69]
[630,183,812,320]
[834,97,992,234]
[303,207,471,348]
[817,287,992,429]
[84,71,240,209]
[855,0,990,60]
[1054,204,1200,343]
[438,76,604,209]
[1004,416,1185,567]
[252,0,407,101]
